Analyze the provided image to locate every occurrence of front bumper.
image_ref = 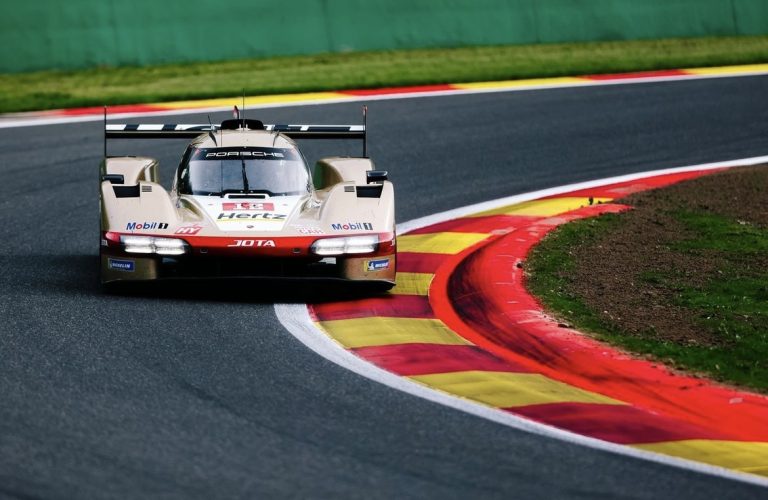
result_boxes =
[100,232,396,286]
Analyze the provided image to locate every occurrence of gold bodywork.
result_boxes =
[100,129,396,287]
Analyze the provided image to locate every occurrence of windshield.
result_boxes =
[179,146,310,196]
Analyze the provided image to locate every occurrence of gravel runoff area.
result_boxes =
[528,165,768,391]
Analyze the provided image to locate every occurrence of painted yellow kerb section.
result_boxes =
[471,197,613,218]
[392,272,433,296]
[160,91,349,110]
[398,232,489,254]
[634,440,768,477]
[453,76,586,90]
[318,317,472,349]
[411,371,624,407]
[684,63,768,76]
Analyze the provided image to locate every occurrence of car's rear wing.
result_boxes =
[104,123,365,140]
[104,106,368,156]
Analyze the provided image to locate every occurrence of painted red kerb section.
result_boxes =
[428,171,768,442]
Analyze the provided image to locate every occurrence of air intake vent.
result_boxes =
[226,194,267,199]
[356,185,383,198]
[141,185,152,193]
[344,186,355,193]
[113,185,140,198]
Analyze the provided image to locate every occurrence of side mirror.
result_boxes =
[102,174,125,184]
[366,170,388,184]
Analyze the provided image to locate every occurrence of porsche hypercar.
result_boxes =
[99,113,396,289]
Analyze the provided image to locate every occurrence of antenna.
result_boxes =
[232,105,239,146]
[242,88,246,129]
[103,106,107,158]
[362,105,368,158]
[207,115,217,146]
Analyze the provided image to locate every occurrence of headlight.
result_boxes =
[311,235,378,256]
[121,235,188,255]
[344,235,379,254]
[122,235,154,254]
[311,238,346,256]
[153,238,187,255]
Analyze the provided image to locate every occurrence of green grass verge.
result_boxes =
[526,211,768,392]
[2,35,768,113]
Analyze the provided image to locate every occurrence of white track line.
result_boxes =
[275,155,768,487]
[1,68,767,129]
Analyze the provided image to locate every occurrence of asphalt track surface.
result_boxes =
[2,76,768,499]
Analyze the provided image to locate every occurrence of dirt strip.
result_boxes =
[553,165,768,385]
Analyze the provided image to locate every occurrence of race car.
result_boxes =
[99,109,396,290]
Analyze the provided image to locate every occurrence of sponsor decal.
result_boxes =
[222,202,275,211]
[175,224,204,235]
[192,147,299,161]
[108,258,135,272]
[205,150,284,159]
[365,258,390,272]
[227,239,276,247]
[331,222,373,231]
[292,225,324,235]
[217,212,286,221]
[126,221,169,231]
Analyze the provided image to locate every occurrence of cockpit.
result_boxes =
[177,146,311,196]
